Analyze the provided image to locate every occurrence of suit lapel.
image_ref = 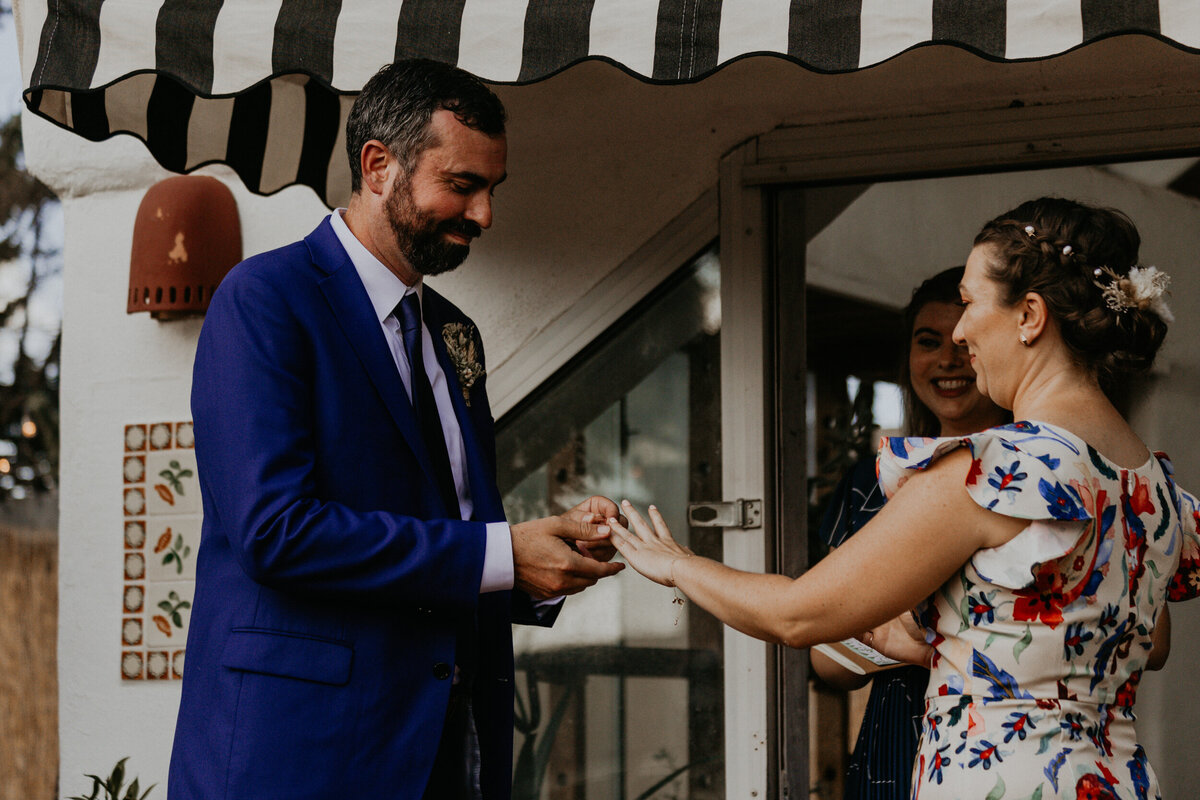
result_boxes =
[424,288,504,521]
[305,221,439,483]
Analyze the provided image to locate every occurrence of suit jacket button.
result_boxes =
[433,662,452,680]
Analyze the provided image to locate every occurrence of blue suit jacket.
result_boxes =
[169,219,545,799]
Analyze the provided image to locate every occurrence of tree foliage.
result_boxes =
[0,109,61,501]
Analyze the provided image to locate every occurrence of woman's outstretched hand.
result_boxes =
[607,500,695,587]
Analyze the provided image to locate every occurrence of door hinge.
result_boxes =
[686,498,762,529]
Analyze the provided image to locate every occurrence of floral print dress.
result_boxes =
[877,421,1200,800]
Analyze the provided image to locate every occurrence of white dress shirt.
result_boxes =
[329,210,513,593]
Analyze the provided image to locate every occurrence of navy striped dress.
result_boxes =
[818,459,927,800]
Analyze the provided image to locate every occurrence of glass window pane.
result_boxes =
[499,246,724,799]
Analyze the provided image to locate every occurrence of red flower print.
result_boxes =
[1168,557,1200,601]
[1114,672,1140,709]
[966,457,983,487]
[1013,565,1067,628]
[1075,773,1119,800]
[1128,475,1155,516]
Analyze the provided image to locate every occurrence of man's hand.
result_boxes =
[562,495,624,562]
[511,511,625,600]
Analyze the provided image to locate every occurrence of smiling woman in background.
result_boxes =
[610,197,1196,799]
[811,266,1009,800]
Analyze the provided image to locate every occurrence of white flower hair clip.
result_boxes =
[1094,265,1174,323]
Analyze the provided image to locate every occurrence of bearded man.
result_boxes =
[169,59,623,800]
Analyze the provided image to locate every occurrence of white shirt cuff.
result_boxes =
[480,521,515,593]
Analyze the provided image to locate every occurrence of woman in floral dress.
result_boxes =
[608,197,1198,799]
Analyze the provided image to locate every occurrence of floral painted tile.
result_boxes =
[121,420,201,681]
[145,451,199,515]
[145,517,199,582]
[145,582,193,648]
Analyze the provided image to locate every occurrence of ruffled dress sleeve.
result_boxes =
[1158,453,1200,602]
[877,427,1091,590]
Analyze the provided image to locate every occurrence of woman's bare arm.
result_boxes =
[610,450,1027,649]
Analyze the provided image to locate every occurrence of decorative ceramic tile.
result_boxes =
[144,451,200,515]
[121,651,144,680]
[144,582,194,648]
[122,618,143,646]
[124,456,145,483]
[125,521,146,549]
[125,425,147,452]
[148,422,173,450]
[121,420,201,681]
[145,517,199,582]
[146,651,171,680]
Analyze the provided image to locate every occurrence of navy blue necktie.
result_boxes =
[397,292,460,518]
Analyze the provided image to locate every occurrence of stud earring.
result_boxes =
[1019,333,1031,346]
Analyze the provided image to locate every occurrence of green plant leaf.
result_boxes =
[159,470,173,481]
[180,601,192,610]
[984,773,1006,800]
[172,612,183,627]
[110,757,128,793]
[124,778,140,799]
[180,469,193,478]
[175,534,183,549]
[158,600,172,612]
[163,552,175,565]
[170,460,180,469]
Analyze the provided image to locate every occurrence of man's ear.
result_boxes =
[1018,291,1049,345]
[359,140,395,196]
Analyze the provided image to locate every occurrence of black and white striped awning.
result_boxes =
[22,1,1200,207]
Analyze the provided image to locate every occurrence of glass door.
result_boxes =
[497,247,725,800]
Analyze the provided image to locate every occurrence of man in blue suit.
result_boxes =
[169,60,624,799]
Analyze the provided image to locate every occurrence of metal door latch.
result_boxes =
[686,499,762,529]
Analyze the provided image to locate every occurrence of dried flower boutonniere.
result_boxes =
[441,322,486,406]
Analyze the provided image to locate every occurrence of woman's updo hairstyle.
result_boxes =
[973,197,1169,387]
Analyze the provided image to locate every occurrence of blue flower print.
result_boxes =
[1064,621,1095,659]
[1039,478,1085,520]
[988,461,1028,494]
[926,712,944,743]
[1098,603,1120,632]
[1128,745,1151,800]
[929,743,952,785]
[968,739,1003,769]
[1002,710,1036,743]
[1036,452,1062,470]
[1061,713,1085,741]
[1044,747,1073,792]
[968,592,997,625]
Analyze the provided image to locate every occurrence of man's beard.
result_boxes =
[386,177,481,277]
